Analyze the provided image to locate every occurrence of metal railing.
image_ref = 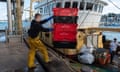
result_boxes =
[4,28,28,48]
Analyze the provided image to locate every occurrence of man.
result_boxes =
[28,13,53,69]
[102,35,106,48]
[102,35,106,43]
[110,38,119,63]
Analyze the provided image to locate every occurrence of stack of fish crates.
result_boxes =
[53,8,78,48]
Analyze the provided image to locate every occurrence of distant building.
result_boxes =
[100,13,120,27]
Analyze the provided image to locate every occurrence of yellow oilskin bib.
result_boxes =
[28,36,49,68]
[98,35,103,48]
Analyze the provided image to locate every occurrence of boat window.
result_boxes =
[40,8,43,13]
[86,3,93,10]
[99,5,103,13]
[101,6,103,13]
[80,2,85,10]
[44,6,47,13]
[50,4,53,11]
[47,5,50,13]
[72,2,78,8]
[46,6,48,13]
[44,7,45,13]
[65,2,71,8]
[52,3,55,8]
[118,19,120,22]
[94,4,98,12]
[56,2,61,8]
[98,5,101,13]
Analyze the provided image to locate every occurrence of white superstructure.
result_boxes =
[34,0,107,29]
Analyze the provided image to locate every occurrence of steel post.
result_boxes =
[7,0,12,34]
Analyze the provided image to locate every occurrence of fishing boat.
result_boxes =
[34,0,108,57]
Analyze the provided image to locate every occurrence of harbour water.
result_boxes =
[0,21,30,42]
[0,22,120,42]
[0,21,30,30]
[103,31,120,41]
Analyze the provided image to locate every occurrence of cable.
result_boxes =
[78,11,90,27]
[78,0,98,27]
[108,0,120,10]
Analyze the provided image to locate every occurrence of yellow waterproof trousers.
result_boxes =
[28,36,49,68]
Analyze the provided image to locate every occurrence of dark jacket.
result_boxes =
[28,16,53,38]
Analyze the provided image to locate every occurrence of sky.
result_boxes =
[0,0,120,20]
[102,0,120,14]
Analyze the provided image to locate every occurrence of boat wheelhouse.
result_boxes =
[34,0,107,28]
